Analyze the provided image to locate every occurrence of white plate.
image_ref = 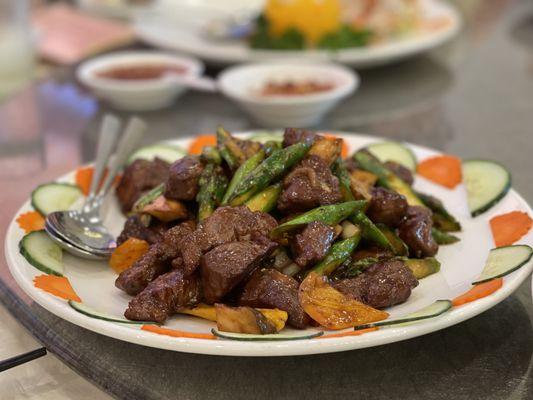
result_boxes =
[133,0,461,68]
[5,131,533,357]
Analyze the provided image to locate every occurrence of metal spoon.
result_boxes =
[45,116,146,259]
[163,73,218,93]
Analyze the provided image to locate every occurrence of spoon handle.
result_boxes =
[87,114,120,202]
[166,74,218,92]
[98,116,146,198]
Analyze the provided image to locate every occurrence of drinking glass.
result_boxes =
[0,0,35,101]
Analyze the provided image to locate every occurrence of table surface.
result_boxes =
[1,1,533,399]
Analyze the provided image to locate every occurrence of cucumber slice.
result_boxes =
[247,131,283,143]
[19,231,63,276]
[127,144,186,164]
[211,329,323,341]
[68,301,156,325]
[31,183,82,216]
[354,300,452,330]
[366,141,417,171]
[463,160,511,217]
[473,245,533,284]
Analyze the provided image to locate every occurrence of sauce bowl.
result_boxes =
[217,62,359,127]
[77,51,205,111]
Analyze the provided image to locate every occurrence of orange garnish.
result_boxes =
[490,211,533,247]
[299,272,388,330]
[109,238,150,274]
[33,275,81,302]
[75,166,94,196]
[141,325,215,340]
[417,154,462,189]
[188,134,216,155]
[324,134,349,158]
[320,327,378,339]
[16,211,45,233]
[452,278,503,307]
[75,166,121,196]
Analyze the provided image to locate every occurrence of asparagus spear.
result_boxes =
[376,223,409,256]
[312,230,362,276]
[200,145,222,165]
[331,157,355,202]
[349,212,393,251]
[263,140,282,156]
[244,183,282,213]
[216,127,240,170]
[196,163,228,221]
[431,227,460,245]
[416,191,461,232]
[228,142,311,205]
[222,150,265,204]
[354,151,425,207]
[132,183,165,213]
[331,158,394,250]
[270,200,367,238]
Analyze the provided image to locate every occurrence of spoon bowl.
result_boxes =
[45,115,146,259]
[45,210,116,256]
[45,222,109,260]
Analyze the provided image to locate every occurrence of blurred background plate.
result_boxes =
[134,0,461,67]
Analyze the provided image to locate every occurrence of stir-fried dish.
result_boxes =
[17,124,533,339]
[110,127,462,334]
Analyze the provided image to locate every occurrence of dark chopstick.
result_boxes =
[0,347,47,372]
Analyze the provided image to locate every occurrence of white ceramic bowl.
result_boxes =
[217,63,359,127]
[77,51,204,111]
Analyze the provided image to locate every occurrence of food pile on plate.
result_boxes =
[250,0,424,50]
[106,128,463,336]
[18,127,533,340]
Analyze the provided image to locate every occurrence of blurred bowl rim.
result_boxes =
[76,51,205,92]
[217,62,359,106]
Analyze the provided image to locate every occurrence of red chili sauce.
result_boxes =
[259,80,335,96]
[96,64,187,80]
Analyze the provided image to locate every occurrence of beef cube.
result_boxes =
[179,206,278,275]
[201,239,277,304]
[333,259,418,309]
[366,187,408,227]
[115,221,195,295]
[291,221,335,268]
[239,269,310,329]
[164,156,204,201]
[115,251,167,297]
[200,206,278,246]
[233,137,263,162]
[398,206,438,257]
[124,270,201,323]
[277,155,342,213]
[116,158,170,213]
[282,128,318,147]
[116,215,169,246]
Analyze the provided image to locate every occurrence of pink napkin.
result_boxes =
[32,4,135,65]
